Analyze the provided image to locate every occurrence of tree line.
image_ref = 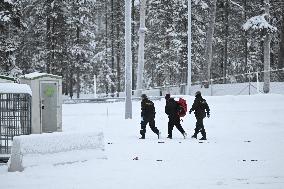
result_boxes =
[0,0,283,97]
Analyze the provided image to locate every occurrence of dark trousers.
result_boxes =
[193,117,206,137]
[168,116,185,137]
[140,117,159,137]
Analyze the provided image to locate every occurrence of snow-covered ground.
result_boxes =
[1,94,284,189]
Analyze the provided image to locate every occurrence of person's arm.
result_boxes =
[204,100,210,117]
[141,101,146,117]
[165,103,170,115]
[189,99,197,113]
[153,103,156,118]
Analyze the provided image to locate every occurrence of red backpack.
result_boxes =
[177,98,187,117]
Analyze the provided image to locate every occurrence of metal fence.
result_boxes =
[0,93,32,159]
[63,69,284,104]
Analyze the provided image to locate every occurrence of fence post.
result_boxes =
[94,75,97,98]
[256,71,259,94]
[210,79,213,96]
[248,72,251,95]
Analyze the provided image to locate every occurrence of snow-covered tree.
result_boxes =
[243,0,277,93]
[1,0,283,95]
[0,0,23,76]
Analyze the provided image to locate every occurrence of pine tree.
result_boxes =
[0,0,23,76]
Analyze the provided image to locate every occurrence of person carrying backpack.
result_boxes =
[189,91,210,140]
[165,94,187,139]
[140,94,160,139]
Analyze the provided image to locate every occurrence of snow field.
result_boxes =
[0,94,284,189]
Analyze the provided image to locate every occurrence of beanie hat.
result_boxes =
[141,94,147,99]
[165,94,171,100]
[195,91,201,97]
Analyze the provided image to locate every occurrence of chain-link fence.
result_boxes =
[189,68,284,96]
[68,69,284,102]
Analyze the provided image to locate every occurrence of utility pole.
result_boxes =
[136,0,147,97]
[263,0,271,93]
[186,0,192,95]
[125,0,132,119]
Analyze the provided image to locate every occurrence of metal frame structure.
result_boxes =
[0,93,31,161]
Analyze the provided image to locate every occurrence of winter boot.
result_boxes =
[191,134,197,139]
[140,130,145,139]
[139,136,145,139]
[157,131,161,139]
[183,132,187,139]
[200,133,207,140]
[200,132,206,140]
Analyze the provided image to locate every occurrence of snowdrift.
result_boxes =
[8,131,106,172]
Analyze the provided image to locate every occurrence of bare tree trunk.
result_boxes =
[111,0,115,95]
[203,0,217,88]
[279,8,284,81]
[263,0,271,93]
[105,0,109,95]
[46,1,52,74]
[51,17,55,74]
[243,0,248,75]
[69,67,74,99]
[223,0,229,84]
[131,0,136,91]
[136,0,147,97]
[116,0,121,93]
[76,66,80,98]
[76,26,80,99]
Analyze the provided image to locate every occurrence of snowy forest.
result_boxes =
[0,0,284,97]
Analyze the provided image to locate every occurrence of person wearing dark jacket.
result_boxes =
[165,94,187,139]
[189,91,210,140]
[140,94,160,139]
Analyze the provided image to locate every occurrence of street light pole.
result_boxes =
[125,0,132,119]
[186,0,192,95]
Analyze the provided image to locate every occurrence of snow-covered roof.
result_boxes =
[0,83,32,95]
[21,72,62,80]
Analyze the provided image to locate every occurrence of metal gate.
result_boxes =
[0,93,31,161]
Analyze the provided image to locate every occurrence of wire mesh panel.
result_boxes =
[0,93,31,156]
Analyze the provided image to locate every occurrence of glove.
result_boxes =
[207,113,210,118]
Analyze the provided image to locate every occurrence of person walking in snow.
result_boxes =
[165,94,187,139]
[189,91,210,140]
[140,94,160,139]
